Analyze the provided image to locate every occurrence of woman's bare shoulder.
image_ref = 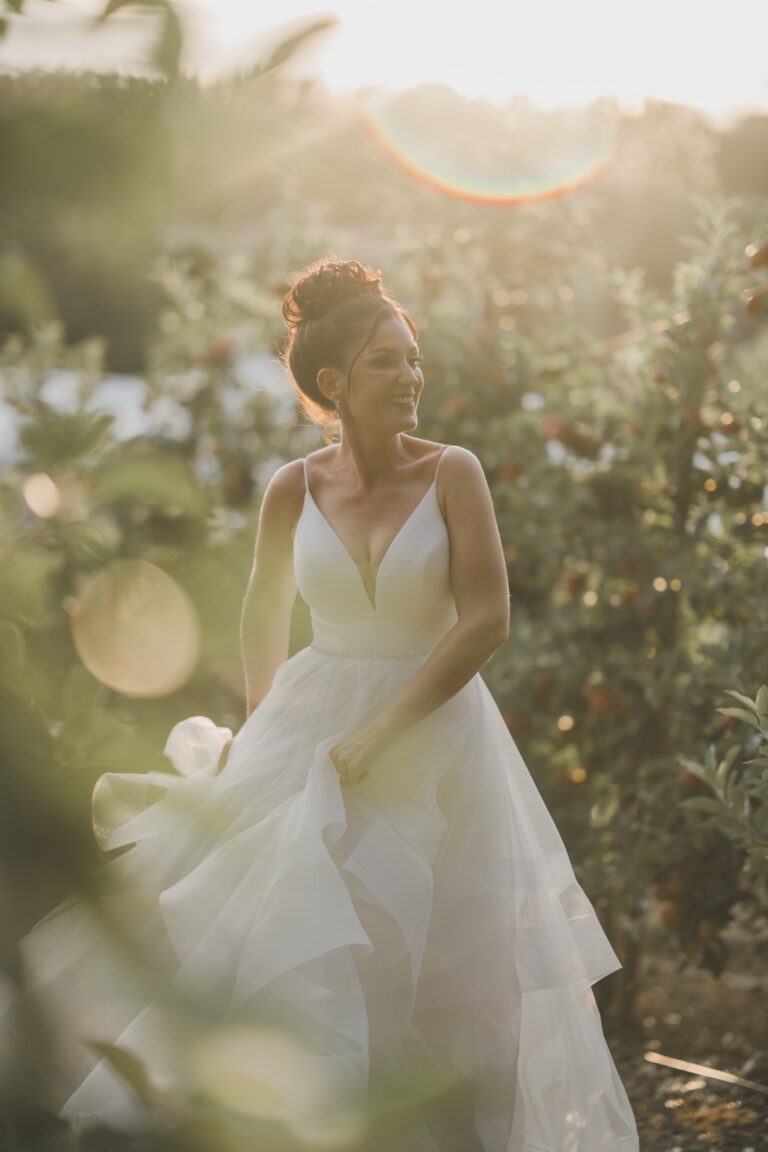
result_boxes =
[266,456,306,494]
[409,440,481,475]
[440,444,487,483]
[258,458,307,531]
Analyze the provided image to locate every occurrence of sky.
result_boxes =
[1,0,766,125]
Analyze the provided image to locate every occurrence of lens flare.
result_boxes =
[357,87,619,205]
[22,473,61,518]
[69,559,200,697]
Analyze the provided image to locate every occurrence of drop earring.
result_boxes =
[334,401,341,418]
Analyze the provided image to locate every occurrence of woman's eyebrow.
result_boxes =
[368,344,419,354]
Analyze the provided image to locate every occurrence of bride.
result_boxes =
[7,256,640,1151]
[240,263,510,788]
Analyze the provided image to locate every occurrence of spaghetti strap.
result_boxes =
[302,455,310,496]
[434,444,449,484]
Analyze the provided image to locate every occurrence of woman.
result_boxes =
[6,256,640,1151]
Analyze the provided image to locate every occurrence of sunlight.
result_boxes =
[1,0,764,123]
[189,0,767,121]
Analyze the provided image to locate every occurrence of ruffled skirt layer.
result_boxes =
[4,646,639,1151]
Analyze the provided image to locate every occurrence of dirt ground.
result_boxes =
[606,930,767,1151]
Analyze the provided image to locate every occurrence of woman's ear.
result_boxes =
[316,366,341,408]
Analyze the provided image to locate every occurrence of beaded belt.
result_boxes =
[309,642,429,660]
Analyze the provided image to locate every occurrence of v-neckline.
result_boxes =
[304,451,444,613]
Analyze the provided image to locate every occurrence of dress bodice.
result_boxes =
[293,446,458,657]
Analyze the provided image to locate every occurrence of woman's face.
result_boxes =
[342,312,424,427]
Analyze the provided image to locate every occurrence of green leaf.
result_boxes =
[722,689,759,713]
[677,756,712,780]
[724,781,745,810]
[94,0,180,76]
[756,684,768,719]
[716,743,742,785]
[717,707,762,730]
[150,4,182,76]
[251,16,338,77]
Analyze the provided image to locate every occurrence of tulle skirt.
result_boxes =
[4,645,640,1151]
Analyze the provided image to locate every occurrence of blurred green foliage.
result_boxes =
[678,686,768,886]
[1,15,767,1146]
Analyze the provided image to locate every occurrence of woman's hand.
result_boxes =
[328,715,395,786]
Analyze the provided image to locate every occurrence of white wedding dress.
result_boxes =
[4,445,640,1151]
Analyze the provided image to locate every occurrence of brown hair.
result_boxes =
[280,254,418,441]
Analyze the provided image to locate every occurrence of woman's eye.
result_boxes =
[374,357,422,367]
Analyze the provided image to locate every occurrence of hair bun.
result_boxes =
[282,257,384,329]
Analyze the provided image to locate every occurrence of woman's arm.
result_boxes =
[373,447,510,747]
[240,462,301,720]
